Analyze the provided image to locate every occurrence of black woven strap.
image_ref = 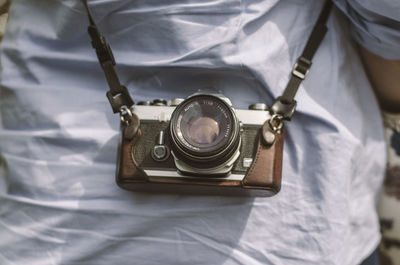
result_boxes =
[82,0,332,120]
[272,0,333,120]
[82,0,134,113]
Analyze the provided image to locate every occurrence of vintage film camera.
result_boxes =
[82,0,332,196]
[116,93,284,196]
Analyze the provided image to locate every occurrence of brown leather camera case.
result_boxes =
[116,120,284,197]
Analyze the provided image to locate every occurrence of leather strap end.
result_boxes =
[242,122,284,191]
[117,127,148,183]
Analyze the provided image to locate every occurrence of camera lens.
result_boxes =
[169,94,240,169]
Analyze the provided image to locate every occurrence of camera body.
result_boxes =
[116,93,284,197]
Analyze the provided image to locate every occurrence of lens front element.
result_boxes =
[187,117,220,145]
[170,94,240,169]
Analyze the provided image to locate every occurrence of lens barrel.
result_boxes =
[169,94,240,169]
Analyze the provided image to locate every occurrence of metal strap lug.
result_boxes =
[268,114,284,134]
[119,106,133,126]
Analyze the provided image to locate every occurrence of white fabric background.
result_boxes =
[0,0,398,264]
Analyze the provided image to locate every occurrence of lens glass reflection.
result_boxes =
[186,117,220,145]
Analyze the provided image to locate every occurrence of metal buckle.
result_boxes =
[292,56,312,80]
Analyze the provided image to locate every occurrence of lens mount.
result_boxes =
[169,94,240,169]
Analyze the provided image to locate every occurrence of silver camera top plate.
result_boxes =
[132,105,271,126]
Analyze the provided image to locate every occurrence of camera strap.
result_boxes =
[271,0,333,121]
[81,0,134,115]
[82,0,332,124]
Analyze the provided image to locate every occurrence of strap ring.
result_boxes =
[269,114,284,133]
[120,106,133,126]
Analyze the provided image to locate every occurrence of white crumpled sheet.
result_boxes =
[0,0,394,264]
